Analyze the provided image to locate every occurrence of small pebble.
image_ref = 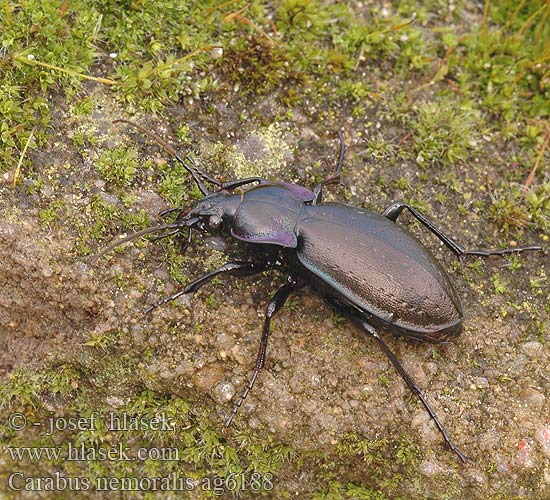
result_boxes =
[535,426,550,457]
[418,461,437,477]
[519,387,546,410]
[106,396,125,408]
[213,381,235,403]
[210,47,223,59]
[521,341,543,358]
[515,439,536,468]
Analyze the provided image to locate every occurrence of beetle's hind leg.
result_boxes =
[349,314,468,463]
[225,277,304,427]
[382,201,542,258]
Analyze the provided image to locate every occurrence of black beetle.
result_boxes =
[96,120,542,463]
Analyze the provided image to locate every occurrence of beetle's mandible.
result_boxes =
[95,120,543,463]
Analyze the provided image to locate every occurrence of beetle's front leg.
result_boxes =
[143,260,278,314]
[225,277,304,427]
[382,201,542,258]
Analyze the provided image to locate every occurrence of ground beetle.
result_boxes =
[96,120,543,463]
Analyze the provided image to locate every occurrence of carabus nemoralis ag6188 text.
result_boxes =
[96,120,542,462]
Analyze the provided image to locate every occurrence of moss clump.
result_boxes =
[409,99,483,167]
[220,39,307,97]
[95,146,139,188]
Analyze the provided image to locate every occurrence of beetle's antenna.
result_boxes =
[91,220,197,263]
[113,119,221,196]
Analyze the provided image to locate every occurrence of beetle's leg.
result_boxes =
[350,314,468,463]
[153,227,193,253]
[312,130,346,205]
[220,177,268,191]
[150,229,180,242]
[225,277,304,427]
[180,227,193,254]
[382,202,542,258]
[144,260,277,314]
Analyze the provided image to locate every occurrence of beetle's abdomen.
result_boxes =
[296,204,463,339]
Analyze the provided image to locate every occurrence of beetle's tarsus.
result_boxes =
[335,129,346,175]
[459,245,542,258]
[452,446,469,464]
[226,370,258,427]
[143,290,191,314]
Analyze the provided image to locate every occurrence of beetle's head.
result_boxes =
[184,191,241,232]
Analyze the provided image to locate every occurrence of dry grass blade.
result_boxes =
[12,127,34,188]
[523,127,550,195]
[14,53,121,85]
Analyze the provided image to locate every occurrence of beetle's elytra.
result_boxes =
[96,120,543,463]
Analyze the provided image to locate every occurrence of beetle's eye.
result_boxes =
[209,216,221,228]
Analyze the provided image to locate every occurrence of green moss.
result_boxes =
[45,365,82,397]
[73,192,151,255]
[525,182,550,233]
[84,329,122,351]
[489,187,532,233]
[220,39,306,98]
[409,98,483,167]
[38,200,65,227]
[0,1,99,172]
[312,480,392,500]
[0,369,42,411]
[95,146,139,187]
[305,433,420,499]
[157,157,194,207]
[448,1,550,121]
[69,95,95,117]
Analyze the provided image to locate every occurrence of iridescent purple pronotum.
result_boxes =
[96,120,542,463]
